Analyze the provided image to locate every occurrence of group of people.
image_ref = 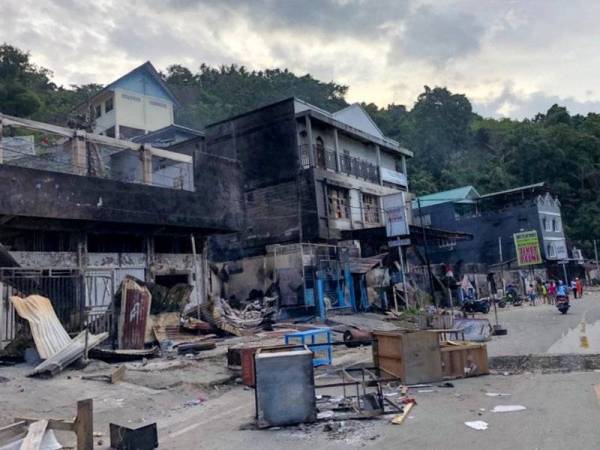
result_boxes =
[526,278,584,305]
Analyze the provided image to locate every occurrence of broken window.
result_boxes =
[362,193,379,224]
[328,186,349,219]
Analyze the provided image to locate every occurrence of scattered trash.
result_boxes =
[491,405,527,413]
[438,382,454,388]
[485,392,511,397]
[82,365,126,384]
[317,411,335,419]
[184,399,204,407]
[465,420,488,430]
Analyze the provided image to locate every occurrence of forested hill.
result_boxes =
[2,43,600,247]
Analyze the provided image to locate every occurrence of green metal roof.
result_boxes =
[413,185,480,209]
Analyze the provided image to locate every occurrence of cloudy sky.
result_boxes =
[2,0,600,119]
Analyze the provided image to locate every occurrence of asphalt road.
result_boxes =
[160,371,600,450]
[486,289,600,356]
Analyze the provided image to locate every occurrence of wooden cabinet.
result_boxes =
[372,330,443,384]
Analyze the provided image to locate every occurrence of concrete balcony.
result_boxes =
[299,144,380,184]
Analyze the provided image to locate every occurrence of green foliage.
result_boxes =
[2,43,600,243]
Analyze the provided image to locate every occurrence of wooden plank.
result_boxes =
[74,399,93,450]
[111,365,127,384]
[0,421,28,445]
[15,418,75,432]
[391,402,414,425]
[21,420,48,450]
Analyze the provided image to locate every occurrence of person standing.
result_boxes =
[527,284,536,306]
[548,280,557,305]
[542,282,549,304]
[576,277,583,298]
[571,279,578,299]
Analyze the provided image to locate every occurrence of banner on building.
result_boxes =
[382,192,409,238]
[513,230,542,266]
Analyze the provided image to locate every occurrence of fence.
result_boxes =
[0,113,194,191]
[0,268,117,348]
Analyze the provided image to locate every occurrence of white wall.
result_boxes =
[113,88,173,135]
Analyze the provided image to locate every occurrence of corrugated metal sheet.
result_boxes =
[348,255,385,274]
[118,278,151,349]
[10,295,72,359]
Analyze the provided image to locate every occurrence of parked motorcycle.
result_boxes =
[556,294,570,314]
[462,297,491,314]
[504,286,523,307]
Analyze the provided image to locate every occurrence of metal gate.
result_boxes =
[0,268,117,348]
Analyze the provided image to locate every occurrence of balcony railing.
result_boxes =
[0,113,194,191]
[299,144,379,184]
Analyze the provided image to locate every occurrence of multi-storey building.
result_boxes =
[199,98,412,310]
[413,182,572,277]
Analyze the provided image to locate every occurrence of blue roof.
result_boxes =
[132,124,204,148]
[96,61,180,107]
[413,185,480,209]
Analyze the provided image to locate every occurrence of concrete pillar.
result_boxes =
[304,115,315,167]
[375,144,383,185]
[333,128,341,172]
[141,146,153,185]
[70,136,88,176]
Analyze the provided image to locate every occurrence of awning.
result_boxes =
[348,254,386,274]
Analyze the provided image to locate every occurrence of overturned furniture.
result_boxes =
[440,341,489,378]
[372,330,443,384]
[372,329,488,383]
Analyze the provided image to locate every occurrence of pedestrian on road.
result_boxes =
[542,282,549,304]
[536,281,544,304]
[571,280,578,299]
[576,277,583,298]
[528,284,536,306]
[548,280,557,305]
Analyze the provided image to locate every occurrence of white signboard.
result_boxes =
[383,192,409,237]
[380,168,407,187]
[554,241,569,260]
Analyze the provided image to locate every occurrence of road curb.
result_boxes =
[489,353,600,372]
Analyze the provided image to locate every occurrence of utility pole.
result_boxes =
[417,197,436,307]
[594,239,599,278]
[498,236,505,294]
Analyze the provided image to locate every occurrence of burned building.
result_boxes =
[412,182,574,280]
[0,113,242,347]
[195,98,413,316]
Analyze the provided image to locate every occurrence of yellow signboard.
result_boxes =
[513,230,542,266]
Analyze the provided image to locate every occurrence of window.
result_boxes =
[105,97,114,113]
[94,104,102,119]
[362,194,379,224]
[104,126,115,138]
[395,158,403,173]
[547,243,556,258]
[328,186,349,219]
[553,218,561,232]
[542,217,551,231]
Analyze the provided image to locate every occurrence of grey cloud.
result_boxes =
[474,84,600,119]
[158,0,411,37]
[389,5,485,67]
